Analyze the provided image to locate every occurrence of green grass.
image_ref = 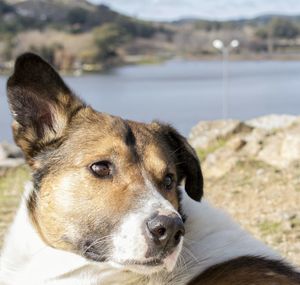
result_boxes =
[196,138,227,161]
[235,159,271,169]
[258,220,281,237]
[0,166,30,200]
[0,165,30,247]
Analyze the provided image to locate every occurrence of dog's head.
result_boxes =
[7,53,203,274]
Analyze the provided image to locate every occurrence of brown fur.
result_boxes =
[188,256,300,285]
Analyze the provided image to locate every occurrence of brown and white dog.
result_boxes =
[0,53,299,285]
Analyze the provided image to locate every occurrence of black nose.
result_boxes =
[146,214,185,249]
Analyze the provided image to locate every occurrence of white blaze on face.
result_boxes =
[112,212,148,262]
[110,172,183,274]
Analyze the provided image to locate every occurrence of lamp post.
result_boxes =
[213,39,239,119]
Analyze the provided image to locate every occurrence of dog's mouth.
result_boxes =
[110,247,182,274]
[114,258,164,267]
[84,249,164,266]
[83,244,182,275]
[108,257,165,275]
[81,234,183,274]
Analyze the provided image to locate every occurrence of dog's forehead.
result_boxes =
[69,109,146,141]
[63,108,172,167]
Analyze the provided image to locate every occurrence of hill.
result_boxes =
[0,0,169,71]
[1,0,300,72]
[1,0,159,35]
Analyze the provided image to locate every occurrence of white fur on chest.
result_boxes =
[0,185,278,285]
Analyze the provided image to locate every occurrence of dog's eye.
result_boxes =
[90,161,112,178]
[163,174,174,190]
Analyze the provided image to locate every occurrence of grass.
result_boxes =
[0,165,30,247]
[0,166,30,201]
[235,159,272,170]
[258,220,281,237]
[196,138,227,161]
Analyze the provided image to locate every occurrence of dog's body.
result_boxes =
[0,53,299,285]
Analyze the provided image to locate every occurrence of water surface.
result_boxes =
[1,60,300,142]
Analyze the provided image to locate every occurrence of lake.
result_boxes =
[1,59,300,142]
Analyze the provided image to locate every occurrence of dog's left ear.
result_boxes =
[7,53,85,167]
[159,124,204,202]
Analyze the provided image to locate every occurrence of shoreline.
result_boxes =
[1,53,300,76]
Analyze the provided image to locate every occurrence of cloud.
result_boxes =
[90,0,300,21]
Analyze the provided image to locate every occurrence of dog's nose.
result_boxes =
[146,214,185,248]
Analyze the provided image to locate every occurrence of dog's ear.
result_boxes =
[7,53,85,167]
[159,124,203,202]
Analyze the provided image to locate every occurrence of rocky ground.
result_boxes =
[0,114,299,267]
[190,114,300,266]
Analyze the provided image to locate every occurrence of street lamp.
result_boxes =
[213,39,239,119]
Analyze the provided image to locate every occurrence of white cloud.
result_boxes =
[90,0,300,21]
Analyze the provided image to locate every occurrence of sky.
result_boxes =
[89,0,300,21]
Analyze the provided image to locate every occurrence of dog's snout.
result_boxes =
[146,214,185,247]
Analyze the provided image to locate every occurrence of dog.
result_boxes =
[0,53,299,285]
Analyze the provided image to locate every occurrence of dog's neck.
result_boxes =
[0,183,278,285]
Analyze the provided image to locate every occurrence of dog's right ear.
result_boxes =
[7,53,85,167]
[157,124,204,202]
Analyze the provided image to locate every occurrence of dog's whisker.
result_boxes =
[81,235,114,255]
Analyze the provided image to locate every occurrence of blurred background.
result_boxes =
[1,0,300,141]
[0,0,300,268]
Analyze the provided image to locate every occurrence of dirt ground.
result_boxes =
[205,159,300,267]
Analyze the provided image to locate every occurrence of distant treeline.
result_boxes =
[0,0,163,35]
[1,0,300,72]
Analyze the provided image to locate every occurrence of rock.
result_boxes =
[240,128,267,157]
[0,143,24,170]
[246,114,298,131]
[258,129,300,169]
[0,145,7,161]
[189,119,252,149]
[189,115,300,173]
[202,147,240,178]
[0,158,25,169]
[1,142,23,159]
[201,136,248,178]
[226,136,247,151]
[282,133,300,164]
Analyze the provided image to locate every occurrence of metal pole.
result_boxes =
[222,48,229,119]
[213,39,238,120]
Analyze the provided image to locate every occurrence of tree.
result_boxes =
[93,23,126,62]
[270,18,299,39]
[0,0,14,14]
[67,8,88,25]
[30,45,55,65]
[255,27,268,39]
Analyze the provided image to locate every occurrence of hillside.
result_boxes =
[1,0,300,72]
[175,14,300,25]
[0,0,160,34]
[0,0,169,71]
